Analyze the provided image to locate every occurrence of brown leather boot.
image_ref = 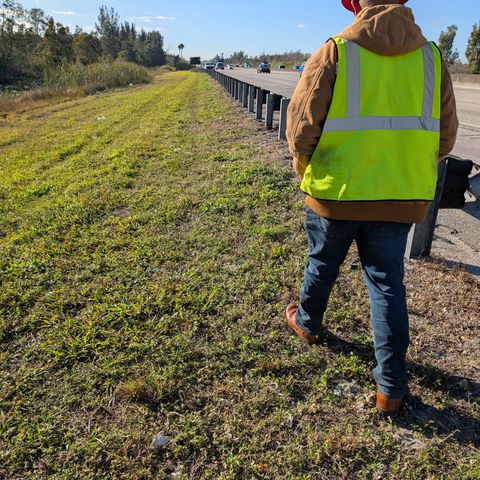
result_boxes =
[285,304,321,345]
[376,387,404,417]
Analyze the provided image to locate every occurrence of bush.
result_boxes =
[43,61,152,89]
[0,61,153,113]
[449,61,469,74]
[175,60,193,71]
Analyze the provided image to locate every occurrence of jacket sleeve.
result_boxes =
[439,60,459,159]
[286,40,337,178]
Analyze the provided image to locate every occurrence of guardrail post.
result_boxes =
[234,80,239,100]
[279,98,290,140]
[265,94,275,129]
[242,84,249,108]
[256,89,265,120]
[248,86,255,112]
[406,159,448,259]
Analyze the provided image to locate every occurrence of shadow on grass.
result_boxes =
[321,331,480,448]
[439,258,480,277]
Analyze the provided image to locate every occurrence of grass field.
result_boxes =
[0,71,479,479]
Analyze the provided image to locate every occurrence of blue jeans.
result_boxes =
[297,207,412,399]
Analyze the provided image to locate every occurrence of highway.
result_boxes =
[219,69,480,273]
[453,87,480,163]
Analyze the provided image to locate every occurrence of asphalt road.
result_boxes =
[220,69,480,273]
[453,86,480,164]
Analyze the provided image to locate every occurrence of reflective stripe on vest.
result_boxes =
[323,42,439,133]
[300,37,442,203]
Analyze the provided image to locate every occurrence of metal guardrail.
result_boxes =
[406,157,479,258]
[207,69,290,140]
[206,68,479,260]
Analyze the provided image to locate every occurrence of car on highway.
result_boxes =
[215,62,225,70]
[299,61,307,77]
[204,62,215,70]
[257,62,271,74]
[227,64,234,70]
[277,64,286,69]
[244,62,252,68]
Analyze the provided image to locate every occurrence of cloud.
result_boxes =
[296,23,307,29]
[136,25,167,32]
[52,10,85,16]
[127,15,176,23]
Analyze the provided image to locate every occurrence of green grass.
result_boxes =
[0,71,479,479]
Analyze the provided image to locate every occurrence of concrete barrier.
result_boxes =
[452,74,480,88]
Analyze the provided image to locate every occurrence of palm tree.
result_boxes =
[178,43,184,58]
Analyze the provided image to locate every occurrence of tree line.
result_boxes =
[211,50,309,66]
[438,23,480,73]
[0,1,167,82]
[215,23,480,73]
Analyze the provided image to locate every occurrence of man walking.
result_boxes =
[286,0,458,416]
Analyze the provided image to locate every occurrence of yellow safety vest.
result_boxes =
[301,37,442,202]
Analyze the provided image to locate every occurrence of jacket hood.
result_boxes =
[337,5,426,56]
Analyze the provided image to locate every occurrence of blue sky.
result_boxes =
[21,0,477,61]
